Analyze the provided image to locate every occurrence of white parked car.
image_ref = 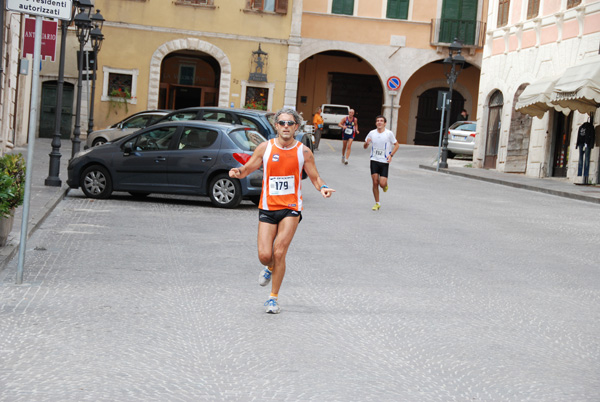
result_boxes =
[447,120,477,157]
[85,110,170,148]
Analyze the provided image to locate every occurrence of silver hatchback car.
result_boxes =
[86,110,170,148]
[447,120,477,157]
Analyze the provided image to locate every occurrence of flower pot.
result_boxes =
[0,210,15,247]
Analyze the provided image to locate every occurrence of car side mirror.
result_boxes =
[117,122,124,129]
[123,141,134,153]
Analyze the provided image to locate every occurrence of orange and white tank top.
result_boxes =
[260,139,305,211]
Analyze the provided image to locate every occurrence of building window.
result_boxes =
[567,0,581,8]
[386,0,409,20]
[246,0,288,13]
[332,0,354,15]
[241,80,274,111]
[497,0,510,27]
[102,67,138,105]
[526,0,539,19]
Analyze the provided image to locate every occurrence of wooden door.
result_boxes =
[484,90,503,169]
[551,111,573,177]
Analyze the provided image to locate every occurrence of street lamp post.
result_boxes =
[71,6,93,158]
[439,38,465,169]
[86,10,104,143]
[45,0,93,186]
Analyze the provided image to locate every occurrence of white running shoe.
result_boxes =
[264,298,281,314]
[259,266,272,286]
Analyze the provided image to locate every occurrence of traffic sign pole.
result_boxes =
[16,16,42,284]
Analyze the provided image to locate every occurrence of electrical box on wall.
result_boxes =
[19,59,29,75]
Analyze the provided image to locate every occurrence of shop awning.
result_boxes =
[550,56,600,115]
[515,76,566,118]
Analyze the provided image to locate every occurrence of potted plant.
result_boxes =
[0,153,26,246]
[107,87,133,117]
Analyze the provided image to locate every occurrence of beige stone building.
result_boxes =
[474,0,600,183]
[2,0,493,152]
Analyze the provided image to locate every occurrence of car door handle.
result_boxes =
[155,157,166,162]
[201,157,213,162]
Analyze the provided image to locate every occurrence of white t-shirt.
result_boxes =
[365,129,397,163]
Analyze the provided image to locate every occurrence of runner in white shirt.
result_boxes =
[363,115,399,211]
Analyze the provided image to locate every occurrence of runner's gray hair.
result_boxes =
[274,108,302,125]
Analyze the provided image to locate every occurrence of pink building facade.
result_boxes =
[474,0,600,182]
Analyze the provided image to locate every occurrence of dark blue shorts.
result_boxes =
[259,209,302,224]
[342,132,355,141]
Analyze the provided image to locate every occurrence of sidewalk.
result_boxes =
[0,138,71,273]
[420,159,600,205]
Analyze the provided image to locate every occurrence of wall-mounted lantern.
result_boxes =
[249,44,268,82]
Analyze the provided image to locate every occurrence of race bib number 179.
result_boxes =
[269,175,295,196]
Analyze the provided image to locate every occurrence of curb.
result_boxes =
[419,164,600,205]
[0,186,69,275]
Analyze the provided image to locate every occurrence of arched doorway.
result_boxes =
[505,84,532,173]
[484,90,503,169]
[39,81,74,139]
[297,50,383,141]
[414,87,465,146]
[158,50,221,109]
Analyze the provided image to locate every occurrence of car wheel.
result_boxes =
[80,165,113,199]
[92,138,107,147]
[209,173,242,208]
[447,150,456,159]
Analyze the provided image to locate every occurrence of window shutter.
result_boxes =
[386,0,409,20]
[275,0,288,14]
[253,0,264,10]
[332,0,354,15]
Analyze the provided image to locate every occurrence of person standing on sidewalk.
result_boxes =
[363,115,399,211]
[229,108,335,314]
[339,108,359,165]
[312,107,324,151]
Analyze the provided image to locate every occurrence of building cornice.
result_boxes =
[103,21,290,45]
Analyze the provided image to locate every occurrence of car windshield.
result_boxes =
[323,106,348,114]
[167,112,197,121]
[453,123,476,131]
[228,129,265,151]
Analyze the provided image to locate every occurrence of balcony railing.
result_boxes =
[430,19,486,48]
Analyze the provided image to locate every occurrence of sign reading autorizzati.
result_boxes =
[7,0,73,20]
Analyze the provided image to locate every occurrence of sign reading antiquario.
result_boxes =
[22,18,57,61]
[6,0,73,20]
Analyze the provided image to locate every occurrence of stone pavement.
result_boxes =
[420,159,600,205]
[1,139,599,276]
[0,138,71,274]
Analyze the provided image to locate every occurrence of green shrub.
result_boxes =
[0,154,26,218]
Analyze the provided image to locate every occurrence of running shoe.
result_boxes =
[372,203,381,211]
[383,185,388,192]
[342,156,345,164]
[259,266,272,286]
[264,298,281,314]
[344,158,349,165]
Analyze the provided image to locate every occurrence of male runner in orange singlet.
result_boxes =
[229,108,335,314]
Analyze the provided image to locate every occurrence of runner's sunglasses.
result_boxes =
[276,120,297,127]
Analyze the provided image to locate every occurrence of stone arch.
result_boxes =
[300,42,388,89]
[148,38,232,109]
[408,78,473,145]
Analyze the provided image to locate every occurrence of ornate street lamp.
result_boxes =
[439,38,465,169]
[86,10,104,142]
[45,0,93,186]
[71,5,93,158]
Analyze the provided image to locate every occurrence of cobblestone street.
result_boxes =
[1,142,599,401]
